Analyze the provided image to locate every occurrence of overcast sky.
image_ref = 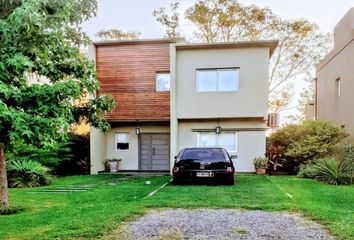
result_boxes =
[82,0,354,39]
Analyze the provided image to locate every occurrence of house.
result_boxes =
[89,38,278,174]
[315,8,354,141]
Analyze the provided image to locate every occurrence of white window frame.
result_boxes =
[196,68,239,92]
[156,72,171,92]
[197,131,238,152]
[115,132,130,151]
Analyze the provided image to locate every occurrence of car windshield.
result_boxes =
[180,149,226,161]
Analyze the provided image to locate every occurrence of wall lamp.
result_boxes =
[135,127,141,135]
[215,126,222,134]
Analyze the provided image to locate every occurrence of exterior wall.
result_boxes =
[105,124,170,171]
[95,41,172,121]
[90,127,107,174]
[316,8,354,141]
[177,120,266,172]
[175,48,269,119]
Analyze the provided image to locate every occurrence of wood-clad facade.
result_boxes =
[95,40,173,121]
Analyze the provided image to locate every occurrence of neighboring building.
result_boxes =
[90,39,278,174]
[316,8,354,141]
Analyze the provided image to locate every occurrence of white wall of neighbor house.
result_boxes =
[90,127,107,174]
[105,125,170,171]
[177,120,267,172]
[175,48,269,119]
[316,8,354,141]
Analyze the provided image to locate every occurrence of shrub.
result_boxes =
[7,160,52,188]
[297,164,318,179]
[268,120,346,173]
[0,206,24,215]
[253,157,269,169]
[266,143,285,173]
[312,157,352,185]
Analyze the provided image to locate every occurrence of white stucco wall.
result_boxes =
[177,120,266,172]
[175,48,269,119]
[90,127,107,174]
[103,124,170,171]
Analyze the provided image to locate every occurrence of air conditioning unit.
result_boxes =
[268,113,279,128]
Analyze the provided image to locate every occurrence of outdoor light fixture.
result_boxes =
[215,126,222,134]
[135,127,141,135]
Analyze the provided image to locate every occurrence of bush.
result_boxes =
[7,160,52,188]
[56,133,90,175]
[6,141,71,168]
[312,157,352,185]
[0,206,23,215]
[268,120,346,173]
[297,164,318,179]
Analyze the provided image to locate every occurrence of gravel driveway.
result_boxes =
[114,209,331,240]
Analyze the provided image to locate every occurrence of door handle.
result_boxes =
[152,147,155,156]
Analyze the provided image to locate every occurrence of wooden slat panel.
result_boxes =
[96,42,170,121]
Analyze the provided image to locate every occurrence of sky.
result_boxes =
[82,0,354,39]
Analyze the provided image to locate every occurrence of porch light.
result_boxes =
[215,126,222,134]
[135,127,141,135]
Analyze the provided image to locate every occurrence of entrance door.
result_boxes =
[139,133,170,170]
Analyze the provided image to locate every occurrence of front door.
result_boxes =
[139,133,170,170]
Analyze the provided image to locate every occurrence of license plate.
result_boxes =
[196,172,213,177]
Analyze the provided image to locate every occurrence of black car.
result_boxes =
[172,147,236,185]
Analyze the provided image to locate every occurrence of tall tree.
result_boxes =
[0,0,114,209]
[153,1,181,39]
[96,29,140,40]
[154,0,331,112]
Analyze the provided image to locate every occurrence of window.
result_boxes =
[115,133,129,150]
[197,132,237,152]
[156,73,170,91]
[196,68,239,92]
[335,78,340,112]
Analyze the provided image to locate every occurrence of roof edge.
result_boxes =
[175,40,279,58]
[93,38,185,46]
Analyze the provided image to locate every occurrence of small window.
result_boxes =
[335,78,340,112]
[156,73,170,91]
[115,133,129,150]
[196,68,239,92]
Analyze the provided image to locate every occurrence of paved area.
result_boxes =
[116,209,331,240]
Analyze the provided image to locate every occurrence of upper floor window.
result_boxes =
[115,133,129,150]
[196,68,239,92]
[156,72,170,92]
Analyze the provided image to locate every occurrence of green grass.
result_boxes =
[0,175,353,239]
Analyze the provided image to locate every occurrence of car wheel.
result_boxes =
[172,177,182,185]
[225,178,234,185]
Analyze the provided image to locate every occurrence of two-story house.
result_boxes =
[315,8,354,141]
[90,39,278,174]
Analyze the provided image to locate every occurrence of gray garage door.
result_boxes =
[139,133,170,170]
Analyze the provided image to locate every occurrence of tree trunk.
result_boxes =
[0,147,9,209]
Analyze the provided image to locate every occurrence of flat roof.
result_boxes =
[93,38,184,46]
[93,38,279,57]
[175,40,279,57]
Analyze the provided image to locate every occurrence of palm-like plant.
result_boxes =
[7,160,52,188]
[313,157,351,185]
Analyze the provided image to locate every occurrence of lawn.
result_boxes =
[0,175,353,240]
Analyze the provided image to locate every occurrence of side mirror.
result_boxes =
[174,155,177,160]
[231,155,238,160]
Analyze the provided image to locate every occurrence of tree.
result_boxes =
[0,0,115,209]
[153,1,181,39]
[154,0,331,112]
[96,29,140,40]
